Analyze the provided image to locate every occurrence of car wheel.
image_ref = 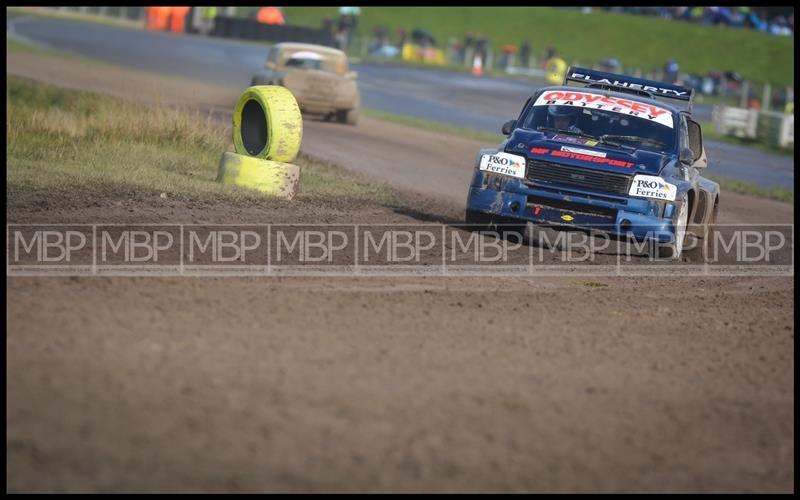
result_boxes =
[344,108,359,126]
[335,109,359,126]
[465,209,494,231]
[465,210,527,242]
[682,203,718,263]
[655,198,689,260]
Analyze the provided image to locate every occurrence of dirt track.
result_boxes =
[6,51,795,492]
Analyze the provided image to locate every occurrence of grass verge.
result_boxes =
[6,76,395,207]
[706,175,793,203]
[6,35,66,58]
[362,108,502,144]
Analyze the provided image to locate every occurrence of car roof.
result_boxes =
[533,85,683,115]
[273,42,346,57]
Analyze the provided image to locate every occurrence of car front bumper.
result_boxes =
[465,171,678,243]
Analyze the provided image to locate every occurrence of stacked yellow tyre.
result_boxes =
[545,57,567,85]
[217,85,303,200]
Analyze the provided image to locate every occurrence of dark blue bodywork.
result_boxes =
[465,86,720,243]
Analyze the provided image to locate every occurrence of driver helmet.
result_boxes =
[547,105,579,129]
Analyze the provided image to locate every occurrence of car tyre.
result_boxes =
[654,198,689,260]
[336,108,359,126]
[682,203,718,263]
[465,209,493,231]
[465,210,527,242]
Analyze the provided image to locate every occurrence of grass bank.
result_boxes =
[282,7,794,86]
[706,176,793,203]
[6,76,395,206]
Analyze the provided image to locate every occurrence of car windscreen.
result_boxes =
[279,49,347,75]
[520,90,677,154]
[285,58,323,70]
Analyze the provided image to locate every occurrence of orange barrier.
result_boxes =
[145,6,172,31]
[169,6,191,33]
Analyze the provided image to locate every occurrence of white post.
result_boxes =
[740,80,750,108]
[779,115,794,148]
[192,6,203,32]
[762,83,772,112]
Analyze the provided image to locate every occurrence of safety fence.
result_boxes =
[210,16,335,47]
[34,7,335,48]
[713,106,794,149]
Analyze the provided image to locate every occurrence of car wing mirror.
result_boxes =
[693,146,708,168]
[501,119,516,136]
[679,147,695,165]
[687,119,703,162]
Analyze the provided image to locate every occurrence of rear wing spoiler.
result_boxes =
[564,66,694,113]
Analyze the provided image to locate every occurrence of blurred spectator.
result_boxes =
[463,33,474,65]
[499,44,518,70]
[597,57,621,73]
[411,28,436,47]
[542,46,556,64]
[322,17,334,36]
[770,15,792,36]
[663,58,679,84]
[397,28,408,50]
[338,6,361,50]
[200,6,216,35]
[475,37,489,66]
[598,5,792,35]
[519,40,531,68]
[368,25,399,58]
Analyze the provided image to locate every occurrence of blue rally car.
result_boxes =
[465,67,719,261]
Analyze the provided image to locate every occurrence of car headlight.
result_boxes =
[648,200,667,218]
[482,173,506,190]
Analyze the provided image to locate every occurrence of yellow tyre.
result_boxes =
[232,85,303,163]
[216,151,301,200]
[545,57,567,85]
